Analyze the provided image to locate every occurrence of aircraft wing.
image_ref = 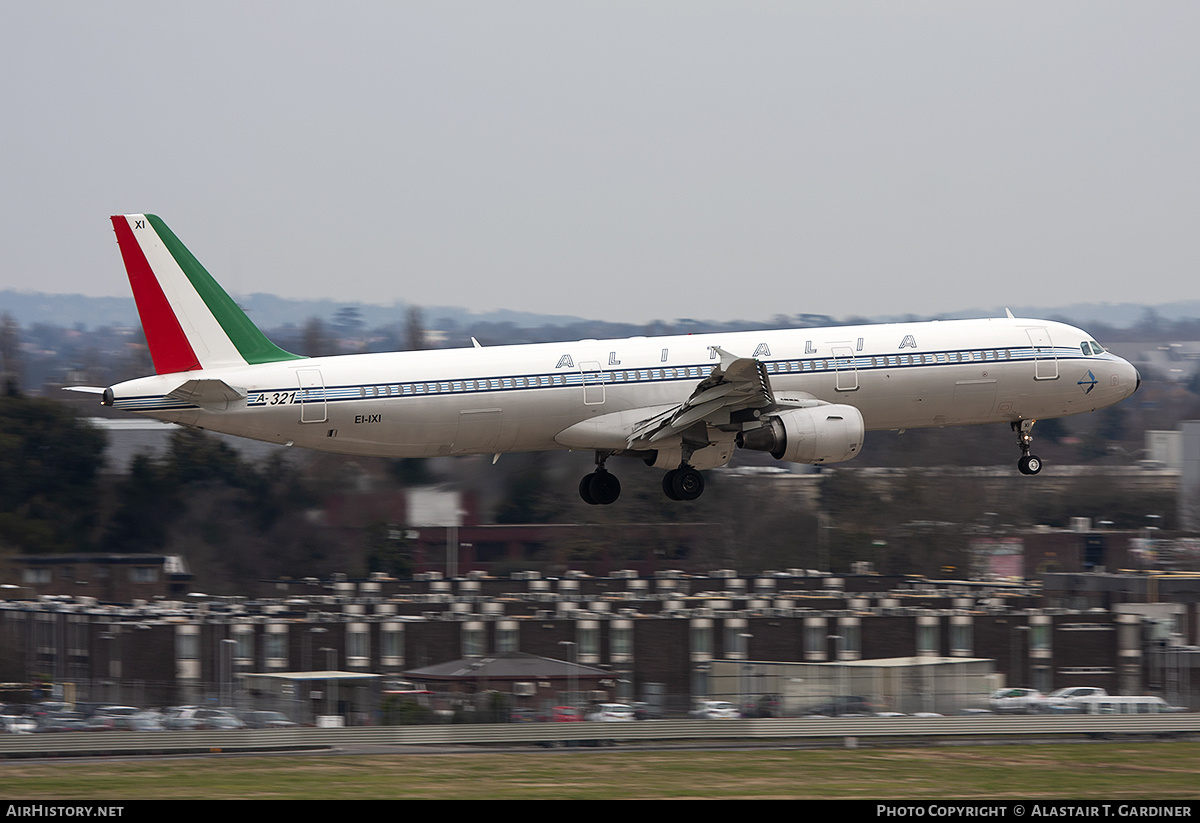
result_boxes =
[555,348,830,452]
[628,347,791,447]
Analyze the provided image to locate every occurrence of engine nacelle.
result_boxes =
[736,405,864,465]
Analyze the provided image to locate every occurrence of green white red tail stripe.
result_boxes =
[111,214,303,374]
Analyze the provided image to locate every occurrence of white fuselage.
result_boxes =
[107,316,1139,461]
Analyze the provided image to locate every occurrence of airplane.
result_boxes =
[78,214,1141,505]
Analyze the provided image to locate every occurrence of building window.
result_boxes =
[690,620,713,660]
[1030,623,1050,651]
[176,631,198,661]
[724,625,748,660]
[234,630,253,664]
[382,625,404,665]
[22,569,50,585]
[804,622,827,662]
[577,623,599,663]
[496,625,518,654]
[131,567,158,583]
[265,631,287,663]
[461,623,484,658]
[951,620,973,657]
[917,622,939,657]
[837,622,861,660]
[347,625,369,667]
[611,624,632,661]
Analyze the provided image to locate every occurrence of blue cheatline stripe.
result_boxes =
[117,347,1106,413]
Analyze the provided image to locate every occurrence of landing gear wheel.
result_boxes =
[579,473,598,505]
[669,466,705,501]
[1018,455,1042,475]
[580,471,620,505]
[588,470,621,505]
[663,470,680,501]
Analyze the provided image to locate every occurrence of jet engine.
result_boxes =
[735,405,864,465]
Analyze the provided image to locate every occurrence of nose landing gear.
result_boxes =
[1013,420,1042,475]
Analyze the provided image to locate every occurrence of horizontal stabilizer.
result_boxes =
[166,378,246,411]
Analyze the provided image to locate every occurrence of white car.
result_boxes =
[690,701,741,719]
[588,704,635,722]
[1042,687,1108,713]
[988,688,1045,714]
[0,715,36,734]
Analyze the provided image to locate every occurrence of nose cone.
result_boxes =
[1118,358,1140,399]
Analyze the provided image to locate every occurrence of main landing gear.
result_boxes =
[579,468,621,505]
[1013,419,1042,475]
[579,452,621,505]
[577,453,708,504]
[662,465,704,501]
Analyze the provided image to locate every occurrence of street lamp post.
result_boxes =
[559,640,577,715]
[320,647,336,721]
[739,633,753,715]
[828,634,845,711]
[220,638,236,707]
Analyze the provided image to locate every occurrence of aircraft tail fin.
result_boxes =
[110,214,304,374]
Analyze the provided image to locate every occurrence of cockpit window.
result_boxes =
[1091,340,1105,354]
[1081,341,1105,355]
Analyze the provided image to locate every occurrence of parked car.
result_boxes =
[1075,696,1188,715]
[240,711,298,729]
[92,705,142,717]
[741,694,783,718]
[587,703,635,722]
[988,688,1045,714]
[164,707,244,730]
[799,696,875,717]
[1042,687,1108,713]
[551,706,584,722]
[0,715,36,734]
[84,713,166,732]
[690,701,741,719]
[35,711,88,732]
[629,701,662,720]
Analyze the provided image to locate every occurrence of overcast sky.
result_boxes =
[2,2,1197,324]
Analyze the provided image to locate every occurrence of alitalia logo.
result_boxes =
[1078,370,1097,394]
